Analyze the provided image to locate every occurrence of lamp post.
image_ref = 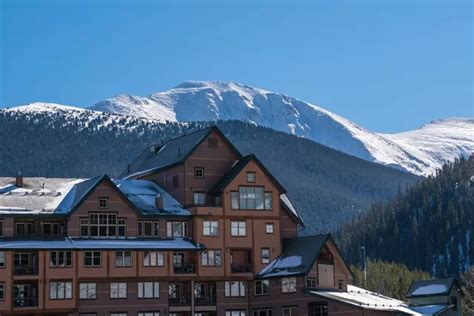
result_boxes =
[361,246,367,288]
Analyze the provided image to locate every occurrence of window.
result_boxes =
[138,282,160,298]
[203,221,219,236]
[42,222,63,236]
[265,223,274,234]
[254,280,270,296]
[281,277,297,293]
[338,279,343,290]
[84,251,101,267]
[79,283,96,299]
[84,213,126,238]
[138,313,160,316]
[306,278,317,289]
[167,221,187,237]
[261,248,270,264]
[15,222,33,236]
[50,281,73,300]
[194,167,204,179]
[226,311,246,316]
[110,282,127,298]
[0,251,5,268]
[201,250,222,267]
[231,187,272,210]
[115,251,132,267]
[225,281,246,297]
[143,251,164,267]
[172,175,179,188]
[138,221,159,237]
[193,192,206,205]
[0,221,3,236]
[208,138,218,148]
[282,307,298,316]
[310,302,327,316]
[98,197,108,209]
[231,221,246,236]
[0,283,4,300]
[252,309,273,316]
[247,172,256,183]
[50,251,72,268]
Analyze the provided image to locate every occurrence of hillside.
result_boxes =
[89,81,474,176]
[0,106,420,232]
[337,156,474,277]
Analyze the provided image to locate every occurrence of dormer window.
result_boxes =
[98,197,108,209]
[208,138,218,149]
[194,167,204,179]
[246,172,256,183]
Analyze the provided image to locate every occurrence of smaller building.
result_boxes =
[406,278,463,316]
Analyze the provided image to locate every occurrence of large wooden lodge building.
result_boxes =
[0,127,427,316]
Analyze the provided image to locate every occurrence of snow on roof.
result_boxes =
[114,179,190,216]
[408,304,452,315]
[411,284,448,296]
[310,285,422,315]
[0,237,203,250]
[0,177,83,214]
[280,193,301,221]
[407,278,458,298]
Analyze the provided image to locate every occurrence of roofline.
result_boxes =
[122,125,243,179]
[406,278,461,298]
[280,194,304,226]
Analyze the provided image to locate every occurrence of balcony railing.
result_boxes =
[231,263,252,273]
[13,296,38,308]
[13,264,38,276]
[169,295,191,306]
[174,264,196,274]
[195,295,217,305]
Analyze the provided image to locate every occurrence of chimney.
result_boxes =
[155,194,164,209]
[15,171,23,188]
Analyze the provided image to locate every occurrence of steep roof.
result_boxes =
[406,278,460,298]
[121,126,242,179]
[256,234,348,279]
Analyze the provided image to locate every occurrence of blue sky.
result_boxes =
[1,0,472,133]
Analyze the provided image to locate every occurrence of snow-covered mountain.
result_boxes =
[5,81,472,176]
[90,81,473,176]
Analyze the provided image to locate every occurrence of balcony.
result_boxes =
[231,263,252,273]
[13,296,38,308]
[174,263,196,274]
[13,264,39,276]
[169,294,192,306]
[13,282,38,308]
[169,282,191,306]
[194,282,216,306]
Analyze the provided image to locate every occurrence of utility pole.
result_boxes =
[361,246,367,288]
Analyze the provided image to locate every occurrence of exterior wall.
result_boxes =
[280,209,298,238]
[142,164,186,205]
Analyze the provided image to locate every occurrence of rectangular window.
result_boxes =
[84,251,101,267]
[80,219,89,237]
[310,303,327,316]
[115,251,132,267]
[110,282,127,299]
[208,138,218,148]
[98,197,108,209]
[85,213,126,238]
[50,281,73,300]
[0,251,5,268]
[254,280,270,296]
[246,172,256,183]
[143,251,164,267]
[138,313,160,316]
[233,187,273,210]
[252,309,273,316]
[282,307,298,316]
[138,221,160,237]
[193,192,206,205]
[307,278,317,289]
[226,311,247,316]
[50,251,72,268]
[15,222,34,236]
[203,221,219,236]
[224,281,246,297]
[138,282,160,298]
[281,277,297,293]
[79,283,96,299]
[0,283,4,300]
[338,279,343,290]
[194,167,204,179]
[42,222,63,237]
[261,248,270,264]
[167,221,187,237]
[201,250,222,267]
[0,221,3,237]
[265,223,274,234]
[231,221,246,236]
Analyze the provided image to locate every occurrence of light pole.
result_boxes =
[361,246,367,288]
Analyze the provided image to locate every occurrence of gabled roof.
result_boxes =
[121,126,242,179]
[406,278,461,298]
[55,175,105,214]
[256,234,350,279]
